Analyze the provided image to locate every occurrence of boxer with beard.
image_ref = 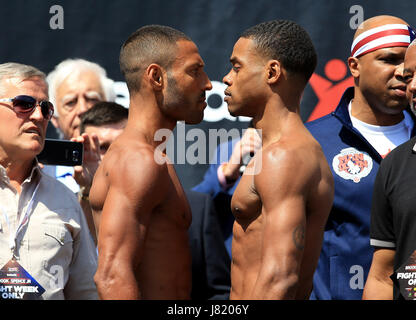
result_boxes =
[91,25,212,299]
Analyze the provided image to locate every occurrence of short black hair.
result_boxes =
[119,24,191,93]
[80,101,128,134]
[241,20,317,83]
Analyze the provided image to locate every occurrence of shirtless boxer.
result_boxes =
[91,25,212,299]
[223,20,334,299]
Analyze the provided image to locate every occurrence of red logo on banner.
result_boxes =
[307,59,354,122]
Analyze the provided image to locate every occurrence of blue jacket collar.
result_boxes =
[331,86,416,160]
[332,87,354,128]
[333,87,416,136]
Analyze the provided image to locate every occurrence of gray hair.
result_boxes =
[46,58,116,117]
[0,62,47,96]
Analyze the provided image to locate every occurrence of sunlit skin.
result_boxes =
[223,37,334,300]
[91,38,212,299]
[162,41,212,124]
[223,37,268,118]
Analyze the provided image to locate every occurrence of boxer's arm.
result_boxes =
[362,248,394,300]
[94,150,167,299]
[250,147,310,299]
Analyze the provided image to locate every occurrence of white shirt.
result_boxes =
[349,102,414,158]
[0,164,97,299]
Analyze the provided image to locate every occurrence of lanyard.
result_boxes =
[1,181,40,252]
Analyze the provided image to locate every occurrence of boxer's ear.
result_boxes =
[266,60,281,84]
[147,64,164,91]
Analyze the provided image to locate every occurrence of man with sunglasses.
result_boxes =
[0,62,98,299]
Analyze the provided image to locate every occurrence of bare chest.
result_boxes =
[231,173,262,227]
[158,163,192,228]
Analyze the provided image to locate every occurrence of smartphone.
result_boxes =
[37,139,83,166]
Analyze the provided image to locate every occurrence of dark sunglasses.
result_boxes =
[0,95,54,120]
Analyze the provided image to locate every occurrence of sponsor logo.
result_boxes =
[405,265,416,270]
[332,147,373,183]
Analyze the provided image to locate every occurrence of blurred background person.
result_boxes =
[43,59,117,244]
[76,101,128,237]
[79,101,128,161]
[47,58,116,141]
[44,58,116,193]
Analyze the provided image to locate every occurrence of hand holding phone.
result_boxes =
[71,133,101,191]
[37,139,83,166]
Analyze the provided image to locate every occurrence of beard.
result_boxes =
[165,72,184,108]
[164,73,204,124]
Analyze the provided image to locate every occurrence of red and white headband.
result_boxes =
[351,24,416,58]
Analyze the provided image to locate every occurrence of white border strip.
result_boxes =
[370,239,396,248]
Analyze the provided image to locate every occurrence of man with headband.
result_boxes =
[363,40,416,300]
[306,15,416,300]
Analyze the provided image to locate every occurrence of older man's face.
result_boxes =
[0,76,49,161]
[53,70,105,139]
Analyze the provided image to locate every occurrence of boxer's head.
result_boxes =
[120,25,212,124]
[223,20,317,118]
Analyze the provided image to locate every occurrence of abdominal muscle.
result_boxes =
[135,210,192,300]
[230,215,264,299]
